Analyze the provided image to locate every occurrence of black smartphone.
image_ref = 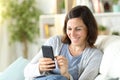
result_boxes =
[42,45,54,61]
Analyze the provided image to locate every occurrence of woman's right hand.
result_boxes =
[39,58,55,72]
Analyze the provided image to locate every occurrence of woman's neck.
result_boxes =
[69,43,86,56]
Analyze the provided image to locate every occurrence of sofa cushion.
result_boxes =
[0,57,29,80]
[95,35,120,80]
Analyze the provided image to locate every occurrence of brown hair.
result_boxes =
[62,5,98,47]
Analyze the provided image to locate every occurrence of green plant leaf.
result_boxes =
[3,0,41,43]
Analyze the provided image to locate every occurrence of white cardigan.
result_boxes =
[24,35,103,80]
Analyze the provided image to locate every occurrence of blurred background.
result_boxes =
[0,0,120,72]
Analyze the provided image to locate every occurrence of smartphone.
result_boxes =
[42,45,54,61]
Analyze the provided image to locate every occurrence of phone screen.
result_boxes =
[42,45,54,60]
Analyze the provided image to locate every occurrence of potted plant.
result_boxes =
[112,31,119,35]
[113,0,119,4]
[59,0,65,13]
[3,0,41,58]
[98,25,108,35]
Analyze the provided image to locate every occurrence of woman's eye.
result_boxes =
[67,28,72,30]
[76,28,81,31]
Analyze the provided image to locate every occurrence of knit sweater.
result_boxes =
[24,35,103,80]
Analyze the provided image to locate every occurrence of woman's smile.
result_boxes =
[67,18,87,46]
[71,37,80,42]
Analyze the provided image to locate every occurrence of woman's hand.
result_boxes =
[39,58,55,72]
[56,56,70,79]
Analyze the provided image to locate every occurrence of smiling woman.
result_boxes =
[24,5,103,80]
[66,18,87,56]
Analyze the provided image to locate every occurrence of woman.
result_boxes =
[24,5,103,80]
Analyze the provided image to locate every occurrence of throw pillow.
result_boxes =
[0,57,29,80]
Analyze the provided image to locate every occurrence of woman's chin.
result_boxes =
[71,42,79,46]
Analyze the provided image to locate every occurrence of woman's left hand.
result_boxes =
[56,56,70,79]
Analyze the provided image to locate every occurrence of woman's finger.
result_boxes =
[40,63,55,71]
[39,58,55,71]
[56,56,68,66]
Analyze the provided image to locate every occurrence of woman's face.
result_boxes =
[66,18,87,46]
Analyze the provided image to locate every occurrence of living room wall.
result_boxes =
[36,0,56,14]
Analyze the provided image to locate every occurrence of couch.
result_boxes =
[95,35,120,80]
[0,35,120,80]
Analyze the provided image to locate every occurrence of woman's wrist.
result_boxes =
[62,72,70,80]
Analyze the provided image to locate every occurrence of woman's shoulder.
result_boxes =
[43,35,63,49]
[47,35,62,44]
[43,35,64,56]
[86,47,103,53]
[50,35,62,40]
[83,47,103,58]
[93,47,103,55]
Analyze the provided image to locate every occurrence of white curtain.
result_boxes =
[0,21,42,72]
[0,22,16,72]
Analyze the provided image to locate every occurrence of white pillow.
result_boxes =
[100,40,120,78]
[95,35,120,80]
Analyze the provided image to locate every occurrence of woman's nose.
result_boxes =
[71,30,76,37]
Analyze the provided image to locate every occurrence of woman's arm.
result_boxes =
[24,35,63,78]
[78,50,103,80]
[24,50,44,78]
